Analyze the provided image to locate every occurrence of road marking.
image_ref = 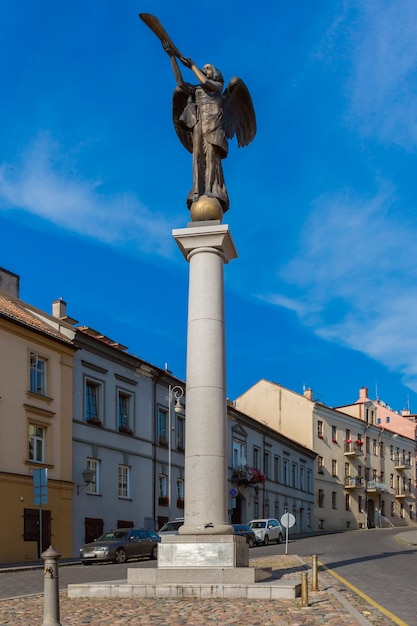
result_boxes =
[318,561,408,626]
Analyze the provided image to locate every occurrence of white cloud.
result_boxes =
[0,135,174,257]
[344,1,417,148]
[269,184,417,392]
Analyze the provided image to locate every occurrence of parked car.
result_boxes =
[248,518,283,545]
[80,528,160,565]
[158,518,184,537]
[232,523,258,547]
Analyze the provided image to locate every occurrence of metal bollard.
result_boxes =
[41,545,62,626]
[301,571,309,607]
[311,554,318,591]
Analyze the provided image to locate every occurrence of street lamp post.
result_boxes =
[168,385,184,519]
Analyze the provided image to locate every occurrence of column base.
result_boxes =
[158,534,248,568]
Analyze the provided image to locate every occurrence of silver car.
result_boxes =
[158,518,184,537]
[80,528,160,565]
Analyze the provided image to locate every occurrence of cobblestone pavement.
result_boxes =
[0,555,401,625]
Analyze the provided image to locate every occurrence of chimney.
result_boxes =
[52,298,78,326]
[359,387,368,401]
[0,267,20,298]
[303,388,314,401]
[52,298,67,319]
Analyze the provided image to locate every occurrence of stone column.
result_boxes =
[173,222,237,536]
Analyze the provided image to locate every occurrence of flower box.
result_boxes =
[355,440,363,446]
[177,498,184,509]
[159,496,169,506]
[87,418,103,427]
[318,433,324,439]
[232,467,266,485]
[332,438,337,443]
[119,424,133,435]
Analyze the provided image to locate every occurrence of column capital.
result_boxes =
[173,223,238,263]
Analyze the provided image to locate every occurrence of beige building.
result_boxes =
[235,380,416,531]
[0,268,76,563]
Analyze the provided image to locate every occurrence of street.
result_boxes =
[1,528,416,624]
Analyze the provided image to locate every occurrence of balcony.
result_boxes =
[393,455,412,471]
[344,442,364,457]
[344,476,362,489]
[395,485,412,499]
[366,480,387,493]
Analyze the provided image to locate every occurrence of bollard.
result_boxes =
[41,545,62,626]
[301,571,309,607]
[311,554,318,591]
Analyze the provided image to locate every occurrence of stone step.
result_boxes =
[68,579,301,600]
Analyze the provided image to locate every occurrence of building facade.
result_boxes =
[228,404,316,534]
[0,269,76,563]
[235,380,416,531]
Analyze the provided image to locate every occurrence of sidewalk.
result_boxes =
[0,553,401,625]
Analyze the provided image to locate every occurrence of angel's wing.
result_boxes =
[223,76,256,148]
[172,87,193,153]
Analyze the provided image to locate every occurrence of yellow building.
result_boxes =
[0,268,76,563]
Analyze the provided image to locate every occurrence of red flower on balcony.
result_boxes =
[318,433,324,439]
[355,439,363,446]
[159,496,169,506]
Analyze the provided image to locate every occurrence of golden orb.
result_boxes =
[190,195,223,222]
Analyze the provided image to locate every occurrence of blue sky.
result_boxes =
[2,1,417,412]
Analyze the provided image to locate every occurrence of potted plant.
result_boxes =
[159,496,169,506]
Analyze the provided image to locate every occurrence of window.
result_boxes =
[86,459,99,494]
[317,420,324,438]
[158,474,167,498]
[253,446,260,470]
[292,462,297,488]
[318,489,324,507]
[118,465,130,498]
[283,458,289,485]
[332,460,337,477]
[345,493,350,511]
[176,479,184,500]
[28,424,45,463]
[332,492,337,509]
[300,465,305,491]
[306,469,312,493]
[233,440,246,469]
[317,456,324,474]
[386,416,390,423]
[390,474,394,488]
[358,495,363,513]
[30,353,47,395]
[263,499,269,517]
[176,416,185,450]
[274,501,280,520]
[273,455,280,482]
[332,425,337,442]
[373,439,377,455]
[118,391,133,433]
[85,380,101,425]
[158,408,168,445]
[264,451,270,478]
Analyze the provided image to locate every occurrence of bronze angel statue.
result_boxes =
[140,13,256,219]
